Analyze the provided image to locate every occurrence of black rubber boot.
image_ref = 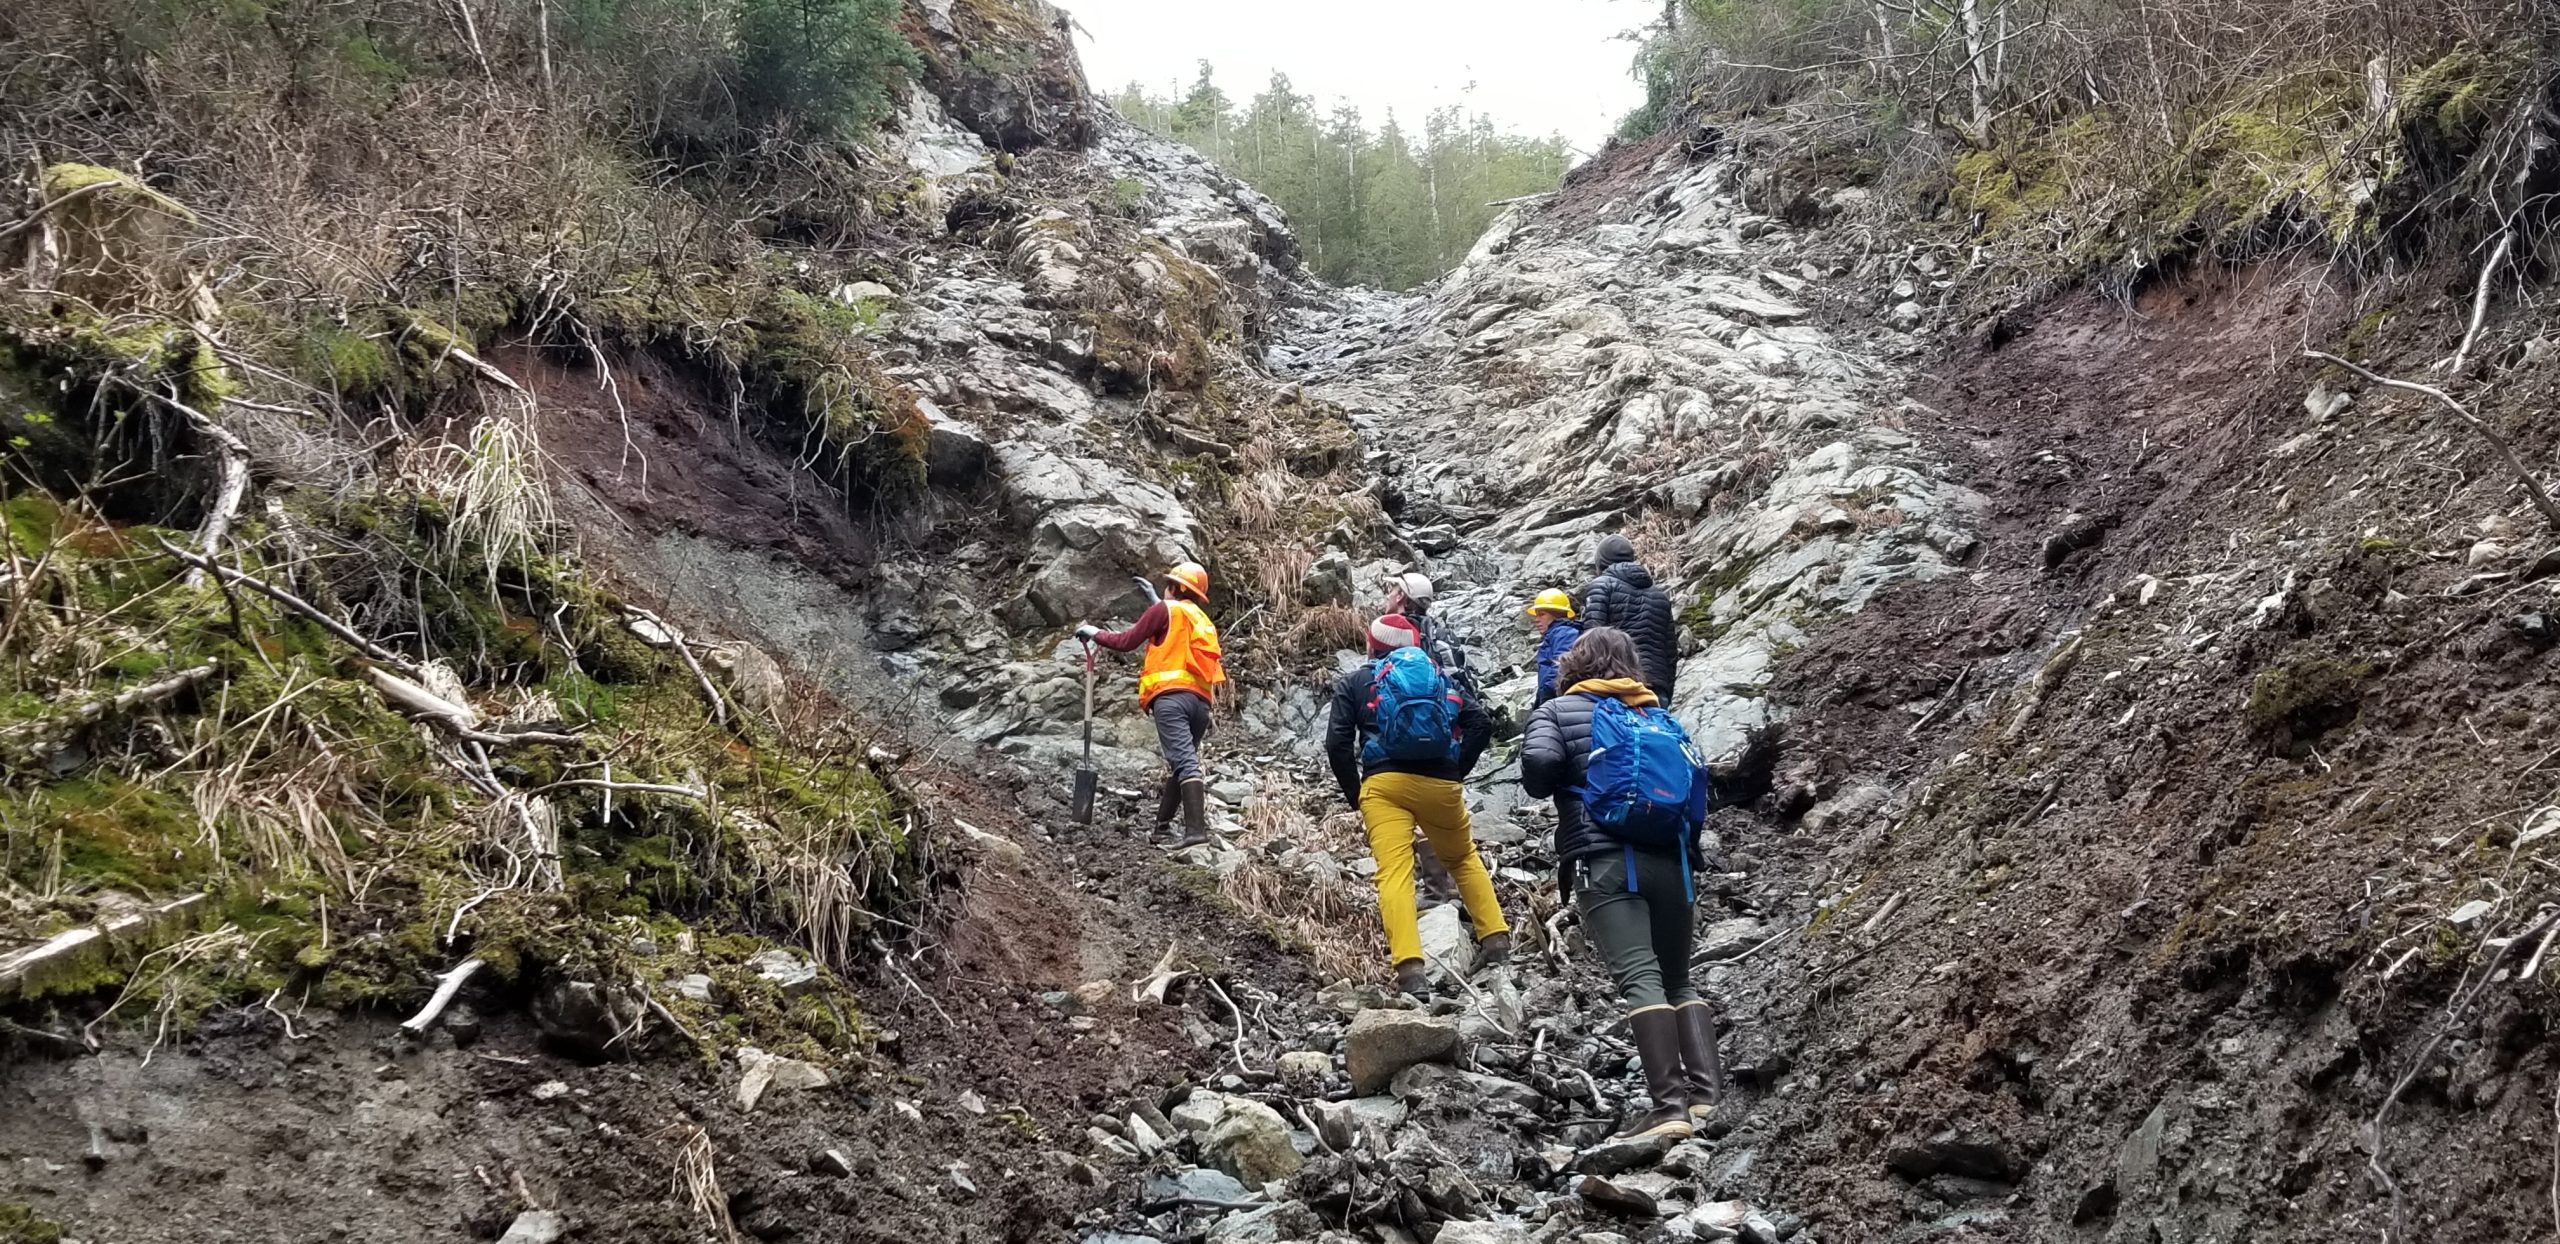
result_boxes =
[1171,780,1211,849]
[1621,1008,1696,1141]
[1394,959,1432,1003]
[1150,776,1181,844]
[1675,1000,1726,1123]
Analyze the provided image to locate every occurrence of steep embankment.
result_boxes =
[8,0,2560,1240]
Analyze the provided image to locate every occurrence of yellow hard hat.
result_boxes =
[1166,562,1210,600]
[1525,588,1576,618]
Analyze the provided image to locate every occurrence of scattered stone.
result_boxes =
[1074,980,1118,1011]
[1459,968,1524,1042]
[1344,1008,1461,1094]
[673,974,716,1005]
[529,1080,570,1101]
[1170,1090,1229,1135]
[531,978,645,1056]
[958,1089,988,1114]
[736,1047,832,1112]
[1125,1113,1166,1154]
[1144,1166,1249,1205]
[1686,1201,1753,1238]
[746,949,819,996]
[1432,1223,1532,1244]
[952,818,1028,869]
[814,1148,855,1178]
[1310,1095,1407,1151]
[442,1002,483,1048]
[1885,1130,2015,1181]
[1209,779,1255,806]
[1693,918,1771,963]
[1577,1173,1661,1217]
[1278,1050,1332,1083]
[1387,1063,1544,1112]
[1576,1131,1678,1177]
[1206,1096,1304,1186]
[1415,904,1478,979]
[498,1211,566,1244]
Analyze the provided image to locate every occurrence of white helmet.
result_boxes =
[1390,572,1435,604]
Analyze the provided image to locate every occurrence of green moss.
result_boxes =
[42,163,195,223]
[0,1201,64,1244]
[2245,658,2372,734]
[295,321,394,394]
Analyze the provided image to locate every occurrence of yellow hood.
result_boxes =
[1566,677,1657,708]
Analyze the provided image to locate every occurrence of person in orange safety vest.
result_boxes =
[1076,562,1225,848]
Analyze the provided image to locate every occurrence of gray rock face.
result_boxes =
[1344,1009,1462,1094]
[1280,153,1975,770]
[995,443,1206,627]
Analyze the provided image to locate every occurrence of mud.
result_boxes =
[1725,263,2560,1242]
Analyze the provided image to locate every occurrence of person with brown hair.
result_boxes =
[1521,626,1721,1140]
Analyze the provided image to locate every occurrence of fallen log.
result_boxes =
[0,894,210,1000]
[0,663,217,770]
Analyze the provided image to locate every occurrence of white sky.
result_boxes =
[1064,0,1658,157]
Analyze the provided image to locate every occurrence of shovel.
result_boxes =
[1070,639,1099,824]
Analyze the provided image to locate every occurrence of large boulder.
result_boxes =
[1345,1008,1461,1095]
[993,443,1205,627]
[907,0,1092,152]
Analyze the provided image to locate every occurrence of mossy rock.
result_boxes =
[0,1201,64,1244]
[39,163,202,316]
[2246,657,2371,743]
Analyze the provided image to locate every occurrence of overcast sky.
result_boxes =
[1064,0,1658,157]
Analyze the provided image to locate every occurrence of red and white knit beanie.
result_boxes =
[1368,613,1422,655]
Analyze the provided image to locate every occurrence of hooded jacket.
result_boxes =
[1578,561,1679,700]
[1522,678,1690,867]
[1532,619,1582,706]
[1325,658,1493,807]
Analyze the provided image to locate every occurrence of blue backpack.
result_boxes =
[1362,647,1463,765]
[1577,696,1708,848]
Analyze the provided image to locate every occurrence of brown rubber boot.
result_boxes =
[1474,931,1513,972]
[1393,958,1432,1003]
[1150,777,1181,844]
[1621,1008,1695,1141]
[1170,779,1211,849]
[1675,1001,1725,1124]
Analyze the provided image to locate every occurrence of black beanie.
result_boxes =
[1595,534,1637,568]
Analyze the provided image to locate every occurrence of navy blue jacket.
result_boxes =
[1533,620,1583,706]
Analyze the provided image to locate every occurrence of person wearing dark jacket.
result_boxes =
[1578,534,1679,702]
[1521,626,1721,1141]
[1325,614,1512,1000]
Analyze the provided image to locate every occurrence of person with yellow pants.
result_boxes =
[1323,614,1510,1001]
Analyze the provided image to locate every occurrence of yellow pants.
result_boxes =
[1359,771,1511,966]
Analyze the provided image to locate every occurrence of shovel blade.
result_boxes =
[1070,765,1099,824]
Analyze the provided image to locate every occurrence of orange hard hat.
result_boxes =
[1165,562,1210,600]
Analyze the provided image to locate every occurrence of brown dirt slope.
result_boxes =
[1731,265,2560,1242]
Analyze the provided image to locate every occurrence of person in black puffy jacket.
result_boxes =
[1521,625,1722,1140]
[1578,533,1679,702]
